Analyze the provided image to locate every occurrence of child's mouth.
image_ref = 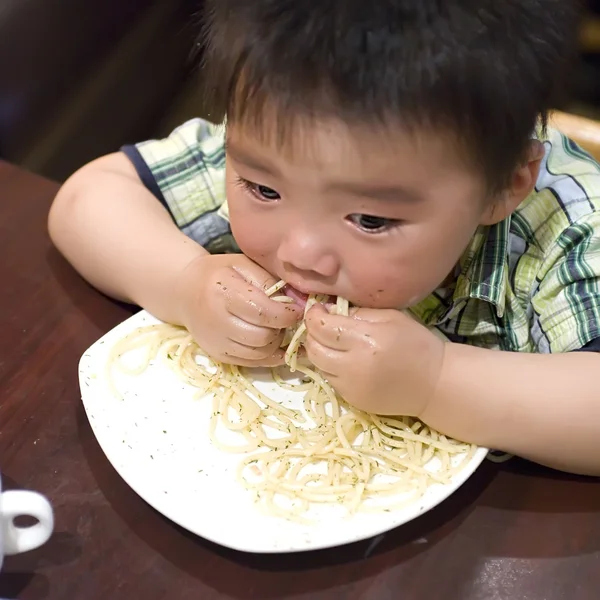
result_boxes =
[282,284,336,310]
[282,284,309,307]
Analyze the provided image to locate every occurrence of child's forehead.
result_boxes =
[225,114,471,179]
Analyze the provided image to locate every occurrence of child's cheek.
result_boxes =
[225,181,284,273]
[229,207,274,266]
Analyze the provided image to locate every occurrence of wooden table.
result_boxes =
[1,160,599,600]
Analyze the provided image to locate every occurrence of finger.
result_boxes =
[223,314,283,348]
[225,315,284,348]
[226,276,301,329]
[230,260,280,293]
[256,351,287,367]
[351,307,399,323]
[303,333,344,376]
[222,339,286,363]
[304,304,364,351]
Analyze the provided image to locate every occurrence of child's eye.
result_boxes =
[236,177,281,201]
[348,214,398,233]
[255,184,280,201]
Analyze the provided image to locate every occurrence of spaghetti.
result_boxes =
[107,282,476,522]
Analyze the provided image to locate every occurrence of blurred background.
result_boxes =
[574,1,600,119]
[1,0,600,183]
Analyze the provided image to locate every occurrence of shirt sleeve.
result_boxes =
[531,212,600,353]
[121,119,240,255]
[577,337,600,352]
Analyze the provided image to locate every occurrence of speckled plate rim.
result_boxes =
[79,310,488,554]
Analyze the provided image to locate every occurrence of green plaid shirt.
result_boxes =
[122,119,600,354]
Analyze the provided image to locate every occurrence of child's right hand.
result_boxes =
[175,254,302,367]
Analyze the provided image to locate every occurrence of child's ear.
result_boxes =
[480,140,545,225]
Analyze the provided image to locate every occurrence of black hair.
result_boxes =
[200,1,581,193]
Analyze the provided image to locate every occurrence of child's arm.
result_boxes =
[304,305,600,476]
[422,345,600,476]
[49,151,300,366]
[48,152,206,320]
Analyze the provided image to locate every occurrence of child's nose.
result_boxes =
[277,229,339,278]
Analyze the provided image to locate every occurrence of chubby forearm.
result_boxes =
[48,152,207,323]
[421,343,600,476]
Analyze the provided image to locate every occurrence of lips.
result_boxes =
[282,284,309,306]
[282,284,336,310]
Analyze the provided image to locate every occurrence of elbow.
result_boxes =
[573,462,600,478]
[48,175,78,253]
[530,455,600,478]
[48,152,131,253]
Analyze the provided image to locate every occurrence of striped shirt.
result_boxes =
[122,119,600,354]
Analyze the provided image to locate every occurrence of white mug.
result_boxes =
[0,477,54,570]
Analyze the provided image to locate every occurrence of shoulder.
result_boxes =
[512,126,600,257]
[121,119,229,237]
[133,118,226,172]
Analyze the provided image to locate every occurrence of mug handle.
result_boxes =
[2,491,54,555]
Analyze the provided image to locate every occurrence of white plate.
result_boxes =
[79,310,488,553]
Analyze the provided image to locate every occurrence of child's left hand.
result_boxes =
[304,304,446,416]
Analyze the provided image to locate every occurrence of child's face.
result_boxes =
[225,118,492,309]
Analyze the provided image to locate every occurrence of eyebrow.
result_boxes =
[225,141,280,176]
[327,182,425,204]
[226,140,424,203]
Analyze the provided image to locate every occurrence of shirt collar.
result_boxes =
[409,217,510,325]
[453,217,511,318]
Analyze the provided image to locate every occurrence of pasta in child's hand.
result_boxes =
[303,302,446,417]
[175,255,301,368]
[107,280,476,523]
